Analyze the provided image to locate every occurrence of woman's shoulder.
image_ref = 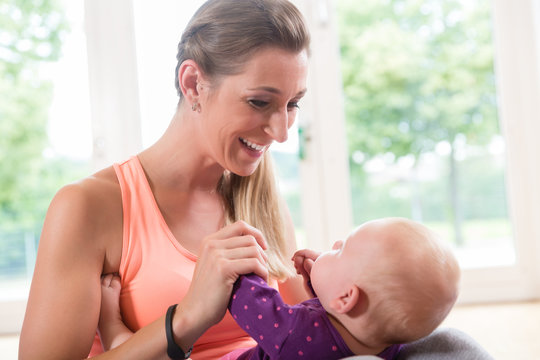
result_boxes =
[39,165,124,273]
[54,166,120,211]
[47,165,122,239]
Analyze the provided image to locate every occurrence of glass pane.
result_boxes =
[337,0,513,268]
[0,0,92,299]
[133,0,206,148]
[271,122,305,248]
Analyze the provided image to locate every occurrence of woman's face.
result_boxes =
[200,47,308,176]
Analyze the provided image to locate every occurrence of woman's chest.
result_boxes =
[158,195,226,255]
[119,248,196,329]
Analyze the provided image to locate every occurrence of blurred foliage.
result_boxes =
[0,0,66,76]
[272,151,303,227]
[339,0,498,160]
[338,0,506,243]
[349,154,508,221]
[0,0,68,230]
[0,0,88,277]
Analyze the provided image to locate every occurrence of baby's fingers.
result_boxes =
[292,254,306,275]
[101,273,121,289]
[303,258,315,275]
[101,273,114,287]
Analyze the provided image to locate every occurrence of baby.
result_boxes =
[98,217,460,359]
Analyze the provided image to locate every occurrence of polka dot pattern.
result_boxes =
[228,274,356,359]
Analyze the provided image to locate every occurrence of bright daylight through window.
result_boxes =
[337,0,513,268]
[0,0,91,300]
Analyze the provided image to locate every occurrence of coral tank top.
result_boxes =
[89,156,256,358]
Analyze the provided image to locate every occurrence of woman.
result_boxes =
[20,1,309,359]
[19,0,492,359]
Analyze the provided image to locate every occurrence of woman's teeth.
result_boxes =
[240,138,265,151]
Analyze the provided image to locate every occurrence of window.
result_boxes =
[293,0,540,303]
[323,0,540,302]
[337,0,512,269]
[0,0,91,331]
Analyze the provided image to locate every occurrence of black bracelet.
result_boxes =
[166,304,193,359]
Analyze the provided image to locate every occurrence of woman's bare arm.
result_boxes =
[99,220,271,358]
[19,175,269,359]
[19,178,119,359]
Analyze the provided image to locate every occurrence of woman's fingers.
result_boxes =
[219,240,268,264]
[228,258,269,282]
[198,237,268,274]
[179,221,271,329]
[208,221,268,250]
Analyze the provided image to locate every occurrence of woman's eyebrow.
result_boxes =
[247,86,307,98]
[295,88,308,98]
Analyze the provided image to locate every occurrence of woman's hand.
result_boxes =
[175,221,269,347]
[292,249,321,297]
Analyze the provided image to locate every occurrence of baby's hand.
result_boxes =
[292,249,321,297]
[292,249,320,276]
[99,273,122,323]
[99,273,131,350]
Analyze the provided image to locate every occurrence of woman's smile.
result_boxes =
[239,137,268,157]
[200,46,308,175]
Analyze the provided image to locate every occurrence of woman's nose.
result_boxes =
[265,109,291,143]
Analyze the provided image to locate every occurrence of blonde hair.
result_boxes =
[175,0,310,98]
[361,219,460,344]
[219,153,294,280]
[176,0,310,279]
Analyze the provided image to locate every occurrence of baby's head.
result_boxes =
[310,217,460,348]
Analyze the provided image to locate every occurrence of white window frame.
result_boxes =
[466,0,540,303]
[294,0,354,252]
[85,0,142,169]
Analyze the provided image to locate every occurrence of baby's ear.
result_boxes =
[329,285,366,314]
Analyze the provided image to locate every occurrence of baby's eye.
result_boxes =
[248,99,269,108]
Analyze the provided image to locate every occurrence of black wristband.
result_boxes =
[166,304,193,359]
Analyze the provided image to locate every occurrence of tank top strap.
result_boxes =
[113,156,195,277]
[113,155,161,229]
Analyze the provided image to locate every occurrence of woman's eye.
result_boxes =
[288,101,300,110]
[249,100,269,108]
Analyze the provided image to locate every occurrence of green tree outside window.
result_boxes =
[338,0,510,247]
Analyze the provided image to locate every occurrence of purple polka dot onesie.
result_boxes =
[226,274,402,360]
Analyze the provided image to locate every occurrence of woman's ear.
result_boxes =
[177,59,203,103]
[329,285,366,315]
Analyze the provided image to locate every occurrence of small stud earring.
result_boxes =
[192,101,201,112]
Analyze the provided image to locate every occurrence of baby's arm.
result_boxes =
[229,275,349,359]
[98,274,134,350]
[228,275,299,357]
